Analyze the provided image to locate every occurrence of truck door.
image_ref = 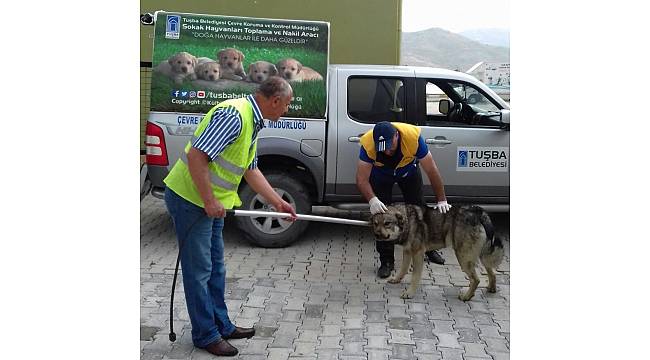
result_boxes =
[414,77,509,204]
[334,68,417,199]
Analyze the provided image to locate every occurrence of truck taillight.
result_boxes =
[145,122,169,166]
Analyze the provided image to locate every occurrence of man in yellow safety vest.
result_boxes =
[163,76,297,356]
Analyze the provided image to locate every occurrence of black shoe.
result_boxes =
[426,250,445,265]
[202,339,238,356]
[377,262,394,278]
[223,326,255,339]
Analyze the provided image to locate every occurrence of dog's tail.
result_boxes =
[470,206,503,252]
[474,206,504,268]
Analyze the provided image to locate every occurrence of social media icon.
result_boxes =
[171,90,180,98]
[197,90,206,99]
[180,91,189,98]
[189,91,196,98]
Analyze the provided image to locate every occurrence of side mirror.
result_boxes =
[439,99,450,115]
[500,109,510,130]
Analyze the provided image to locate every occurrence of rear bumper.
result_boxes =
[151,186,166,199]
[147,165,170,199]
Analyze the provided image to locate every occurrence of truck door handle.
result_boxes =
[348,136,360,143]
[425,138,452,145]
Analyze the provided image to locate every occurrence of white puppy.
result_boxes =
[195,61,221,82]
[247,61,278,83]
[276,58,323,82]
[154,52,198,85]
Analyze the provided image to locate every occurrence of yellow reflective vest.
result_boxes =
[164,98,257,209]
[359,122,421,169]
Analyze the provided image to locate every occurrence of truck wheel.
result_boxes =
[235,172,311,248]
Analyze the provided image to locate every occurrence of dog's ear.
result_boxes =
[269,63,278,76]
[237,50,245,62]
[296,60,303,73]
[395,211,405,229]
[217,49,225,61]
[248,63,255,73]
[168,55,176,65]
[191,55,197,67]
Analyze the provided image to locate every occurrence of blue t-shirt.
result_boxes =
[359,135,429,178]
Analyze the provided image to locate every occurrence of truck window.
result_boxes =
[425,82,449,116]
[347,77,406,124]
[420,79,502,128]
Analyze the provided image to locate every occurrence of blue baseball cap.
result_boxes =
[373,122,396,152]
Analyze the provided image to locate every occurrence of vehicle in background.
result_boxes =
[466,62,510,103]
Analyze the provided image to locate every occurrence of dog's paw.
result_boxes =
[387,277,401,284]
[401,290,414,299]
[458,291,474,301]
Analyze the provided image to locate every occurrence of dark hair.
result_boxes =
[256,76,292,98]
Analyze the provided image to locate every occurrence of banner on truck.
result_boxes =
[150,11,330,118]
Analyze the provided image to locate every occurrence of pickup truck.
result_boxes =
[144,64,510,247]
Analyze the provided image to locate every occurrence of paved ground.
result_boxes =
[141,196,510,360]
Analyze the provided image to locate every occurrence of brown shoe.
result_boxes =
[203,339,238,357]
[223,326,256,340]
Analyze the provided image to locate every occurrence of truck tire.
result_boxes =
[235,172,311,248]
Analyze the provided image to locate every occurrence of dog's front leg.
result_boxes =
[402,249,425,299]
[388,249,411,284]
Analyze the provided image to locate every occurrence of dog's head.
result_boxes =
[277,58,303,80]
[248,61,278,83]
[371,206,407,242]
[167,52,197,75]
[217,48,244,70]
[196,61,221,81]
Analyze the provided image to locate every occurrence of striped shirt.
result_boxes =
[192,94,265,169]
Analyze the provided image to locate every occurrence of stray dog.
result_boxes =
[247,61,278,83]
[371,204,504,301]
[195,60,221,82]
[276,58,323,82]
[153,52,198,84]
[216,48,247,81]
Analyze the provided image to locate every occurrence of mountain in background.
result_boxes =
[400,28,509,71]
[459,28,510,48]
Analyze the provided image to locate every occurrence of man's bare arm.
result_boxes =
[356,160,375,202]
[187,147,225,217]
[419,152,447,202]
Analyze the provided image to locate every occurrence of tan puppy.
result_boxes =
[217,48,247,81]
[195,60,221,82]
[276,58,323,82]
[154,52,197,85]
[247,61,278,83]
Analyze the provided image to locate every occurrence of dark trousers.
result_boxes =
[370,167,426,265]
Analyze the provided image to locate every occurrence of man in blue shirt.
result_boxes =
[356,121,451,278]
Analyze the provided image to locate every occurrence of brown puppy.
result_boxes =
[217,48,247,81]
[276,58,323,82]
[154,52,198,85]
[247,61,278,83]
[371,204,504,301]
